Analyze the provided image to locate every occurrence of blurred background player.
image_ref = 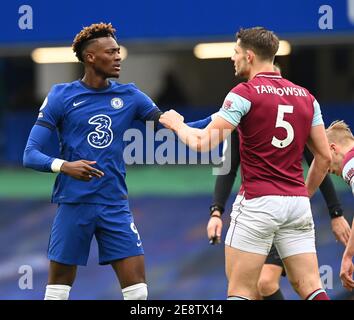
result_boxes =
[325,120,354,291]
[160,27,332,300]
[22,22,211,300]
[208,128,351,299]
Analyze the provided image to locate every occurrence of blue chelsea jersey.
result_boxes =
[37,80,161,205]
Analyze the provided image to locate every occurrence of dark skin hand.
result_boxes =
[60,160,104,181]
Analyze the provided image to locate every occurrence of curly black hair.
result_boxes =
[72,22,117,62]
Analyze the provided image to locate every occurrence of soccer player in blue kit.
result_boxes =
[23,22,211,300]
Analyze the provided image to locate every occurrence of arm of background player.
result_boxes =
[340,218,354,291]
[207,130,240,245]
[304,146,342,215]
[212,130,240,210]
[304,146,351,245]
[305,125,332,197]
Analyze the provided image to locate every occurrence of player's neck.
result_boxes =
[343,141,354,155]
[81,72,110,89]
[248,62,275,80]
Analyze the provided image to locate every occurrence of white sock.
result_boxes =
[44,284,71,300]
[227,295,251,300]
[122,283,148,300]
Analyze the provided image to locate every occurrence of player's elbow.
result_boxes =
[196,139,213,152]
[22,148,31,168]
[196,139,204,152]
[188,135,207,152]
[23,145,36,169]
[314,150,332,170]
[322,150,332,167]
[325,153,332,167]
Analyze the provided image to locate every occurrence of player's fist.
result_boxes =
[207,211,223,245]
[331,216,351,246]
[60,160,104,181]
[159,110,184,131]
[340,255,354,291]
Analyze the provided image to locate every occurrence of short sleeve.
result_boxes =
[133,87,161,121]
[312,99,324,127]
[36,85,64,130]
[217,84,252,127]
[342,158,354,196]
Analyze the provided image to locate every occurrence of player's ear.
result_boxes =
[85,51,95,64]
[329,143,337,153]
[246,50,254,64]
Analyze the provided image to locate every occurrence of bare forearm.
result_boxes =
[344,219,354,258]
[305,157,330,197]
[175,123,216,152]
[160,110,234,151]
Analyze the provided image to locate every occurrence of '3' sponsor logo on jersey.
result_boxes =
[87,114,113,148]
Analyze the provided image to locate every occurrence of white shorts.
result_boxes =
[225,194,316,259]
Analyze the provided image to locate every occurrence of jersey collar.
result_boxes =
[79,79,112,91]
[255,72,282,79]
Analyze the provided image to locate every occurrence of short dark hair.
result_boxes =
[72,22,117,62]
[236,27,279,61]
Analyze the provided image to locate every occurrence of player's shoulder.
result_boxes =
[48,81,74,95]
[110,81,143,95]
[114,82,154,107]
[47,80,87,100]
[281,78,316,102]
[342,152,354,188]
[343,147,354,168]
[110,82,155,109]
[229,82,251,99]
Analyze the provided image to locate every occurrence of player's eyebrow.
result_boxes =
[106,47,120,51]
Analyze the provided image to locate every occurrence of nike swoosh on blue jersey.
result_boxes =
[73,100,86,107]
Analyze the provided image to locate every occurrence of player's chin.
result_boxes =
[236,68,245,77]
[108,70,120,78]
[235,69,243,77]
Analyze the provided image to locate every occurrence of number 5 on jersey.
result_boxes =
[271,104,294,149]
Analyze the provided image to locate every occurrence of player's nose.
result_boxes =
[114,52,121,61]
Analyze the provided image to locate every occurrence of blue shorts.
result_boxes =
[48,203,144,266]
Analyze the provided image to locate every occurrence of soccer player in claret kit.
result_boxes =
[325,120,354,291]
[208,129,350,299]
[160,27,332,300]
[23,22,211,300]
